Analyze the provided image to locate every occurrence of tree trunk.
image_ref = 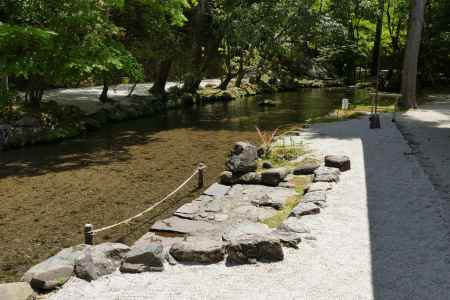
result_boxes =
[150,59,172,96]
[371,0,385,76]
[401,0,426,108]
[99,81,109,103]
[235,54,245,88]
[219,74,233,90]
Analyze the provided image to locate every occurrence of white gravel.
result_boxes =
[48,116,450,300]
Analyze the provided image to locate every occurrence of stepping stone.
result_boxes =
[120,243,164,273]
[305,182,332,193]
[293,163,320,175]
[226,142,259,174]
[238,172,262,185]
[219,171,238,186]
[261,167,290,186]
[325,155,351,172]
[303,191,327,204]
[151,216,216,235]
[270,230,302,249]
[170,238,225,264]
[226,234,284,265]
[314,166,340,183]
[174,202,202,219]
[203,183,231,198]
[204,200,224,213]
[262,161,273,169]
[279,217,311,234]
[291,202,320,217]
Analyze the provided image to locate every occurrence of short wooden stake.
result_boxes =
[84,224,94,245]
[198,163,206,188]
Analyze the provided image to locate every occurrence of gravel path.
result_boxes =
[49,116,450,300]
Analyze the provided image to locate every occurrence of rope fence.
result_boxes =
[84,163,207,245]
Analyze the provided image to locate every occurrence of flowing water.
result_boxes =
[0,88,372,282]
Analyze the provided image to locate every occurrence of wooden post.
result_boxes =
[84,224,94,245]
[198,163,206,188]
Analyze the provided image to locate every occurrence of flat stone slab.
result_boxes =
[303,191,327,204]
[222,222,272,241]
[291,202,321,217]
[261,167,290,186]
[232,205,277,222]
[251,193,286,210]
[279,217,311,234]
[0,282,34,300]
[203,183,231,198]
[293,163,320,175]
[120,243,164,273]
[314,166,340,183]
[204,199,223,213]
[270,230,302,249]
[151,216,216,235]
[306,182,332,193]
[174,202,202,219]
[226,234,284,265]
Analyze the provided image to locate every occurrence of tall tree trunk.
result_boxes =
[219,73,233,90]
[401,0,426,108]
[150,59,172,96]
[371,0,385,76]
[235,54,245,88]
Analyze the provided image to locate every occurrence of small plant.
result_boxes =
[256,126,278,157]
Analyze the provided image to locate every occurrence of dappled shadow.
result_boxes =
[305,115,450,299]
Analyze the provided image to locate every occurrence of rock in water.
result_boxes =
[293,163,320,175]
[226,142,258,175]
[74,243,130,281]
[226,235,284,265]
[169,238,225,264]
[120,243,164,273]
[261,167,290,186]
[22,244,88,290]
[325,155,351,172]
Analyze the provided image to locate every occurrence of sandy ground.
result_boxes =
[43,80,221,114]
[48,116,450,300]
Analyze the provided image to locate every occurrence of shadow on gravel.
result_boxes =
[308,116,450,300]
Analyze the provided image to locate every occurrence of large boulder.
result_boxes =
[169,238,225,264]
[22,244,88,291]
[219,171,239,186]
[325,155,351,172]
[74,243,130,281]
[261,167,290,186]
[225,142,258,175]
[226,234,284,265]
[120,243,164,273]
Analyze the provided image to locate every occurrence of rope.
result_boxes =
[90,165,206,235]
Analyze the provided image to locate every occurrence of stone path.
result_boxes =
[48,116,450,300]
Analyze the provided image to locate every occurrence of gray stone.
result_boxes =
[261,167,290,186]
[278,182,296,189]
[174,202,202,219]
[222,222,272,241]
[262,161,273,169]
[314,166,340,183]
[204,200,223,213]
[251,194,285,210]
[214,214,229,222]
[151,216,217,235]
[270,230,303,249]
[22,244,88,290]
[226,234,284,265]
[74,243,130,281]
[303,191,327,205]
[170,238,225,264]
[291,202,320,217]
[0,282,34,300]
[233,205,277,222]
[279,217,311,234]
[120,243,164,273]
[238,172,262,184]
[203,183,231,198]
[305,182,332,193]
[219,171,238,186]
[293,163,320,175]
[226,142,258,174]
[14,116,40,127]
[325,155,351,172]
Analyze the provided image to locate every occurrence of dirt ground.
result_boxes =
[0,127,258,282]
